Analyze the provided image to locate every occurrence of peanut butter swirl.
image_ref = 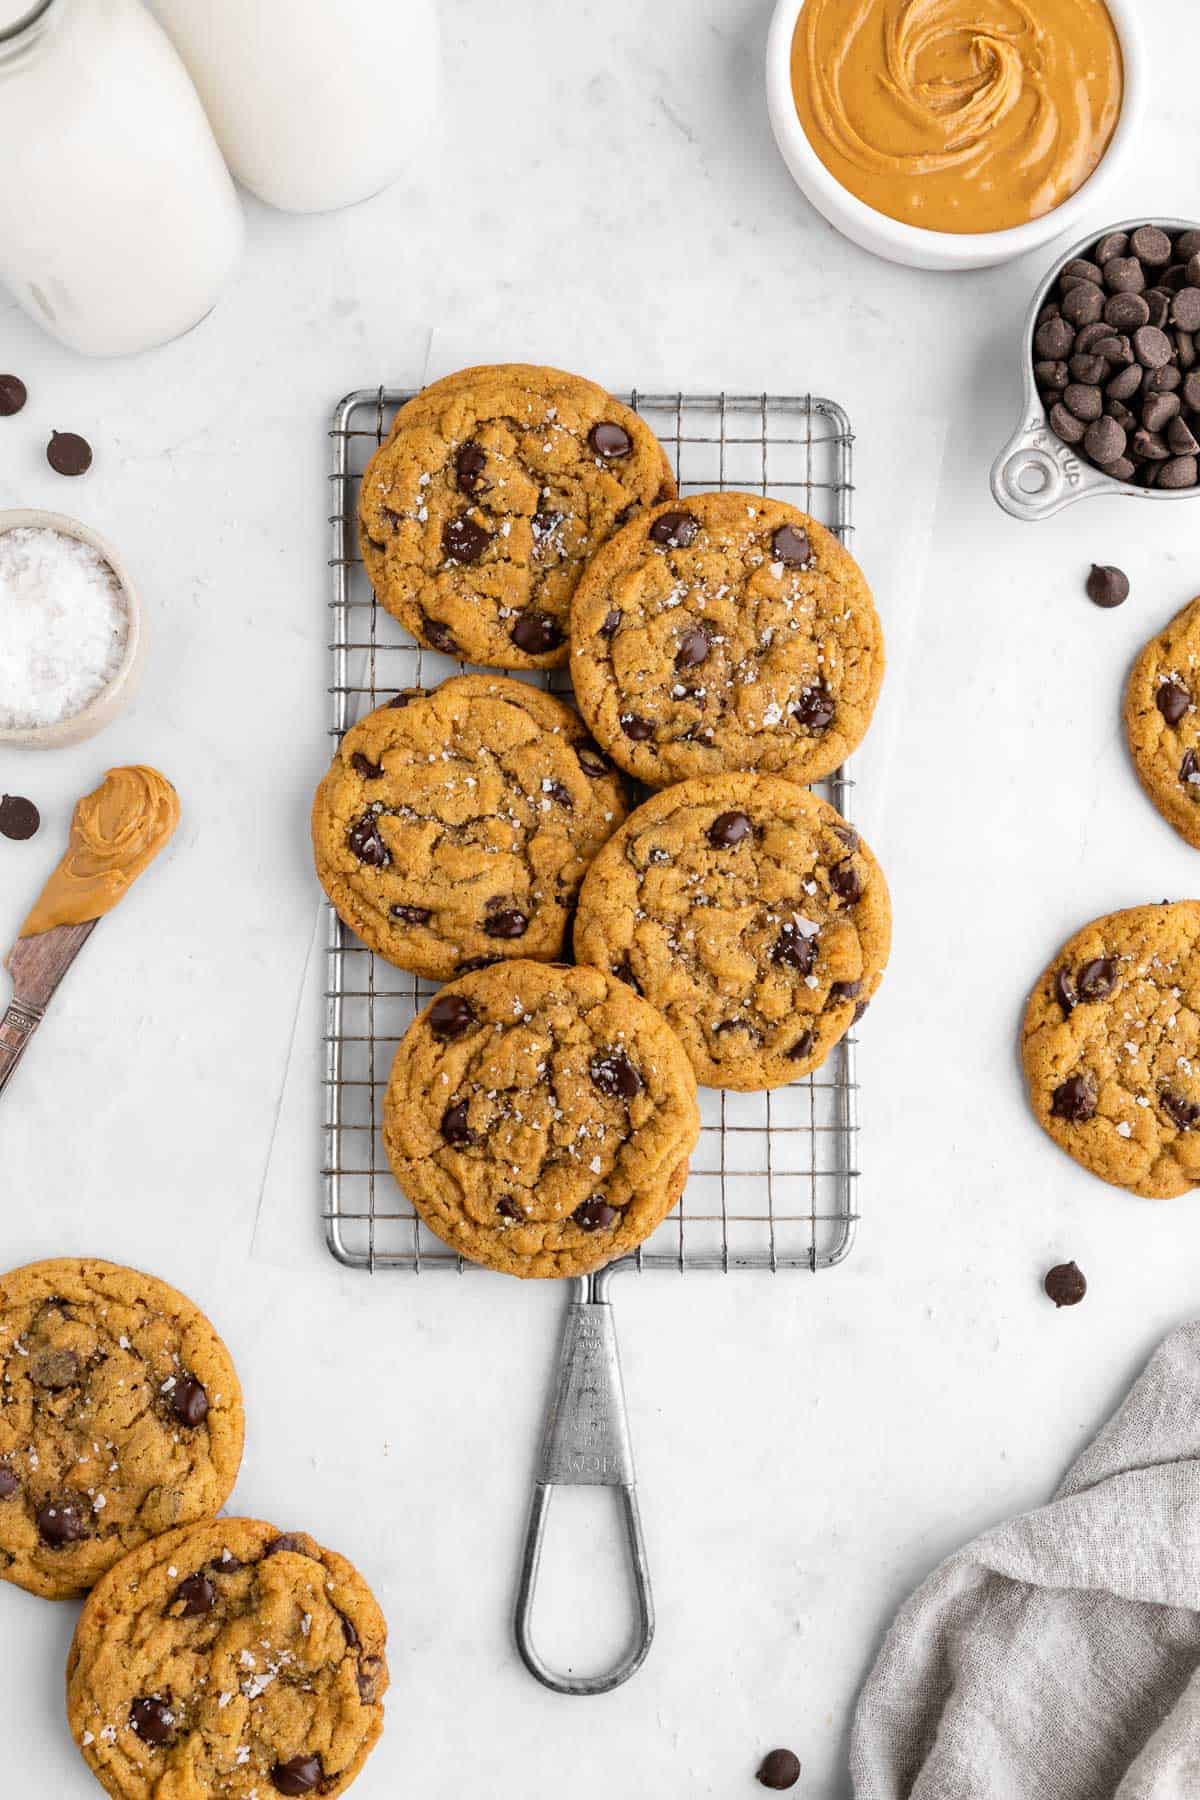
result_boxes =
[791,0,1123,234]
[20,765,179,937]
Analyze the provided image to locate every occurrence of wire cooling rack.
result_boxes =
[325,389,860,1273]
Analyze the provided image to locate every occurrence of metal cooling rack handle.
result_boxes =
[514,1267,654,1695]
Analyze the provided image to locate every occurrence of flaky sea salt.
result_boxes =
[0,527,128,729]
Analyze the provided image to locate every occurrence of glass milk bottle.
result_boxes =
[149,0,438,215]
[0,0,243,357]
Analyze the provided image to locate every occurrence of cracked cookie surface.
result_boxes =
[311,675,628,978]
[358,363,675,670]
[1022,902,1200,1198]
[1124,594,1200,849]
[382,960,699,1276]
[0,1259,243,1600]
[574,774,890,1089]
[569,491,883,787]
[67,1516,387,1800]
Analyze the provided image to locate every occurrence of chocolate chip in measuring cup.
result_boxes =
[1083,417,1126,466]
[46,430,92,476]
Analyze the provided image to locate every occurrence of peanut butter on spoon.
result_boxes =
[19,765,179,937]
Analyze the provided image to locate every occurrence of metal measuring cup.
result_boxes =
[991,217,1200,521]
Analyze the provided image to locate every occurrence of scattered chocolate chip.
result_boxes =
[599,608,621,637]
[483,907,528,939]
[390,904,432,925]
[350,752,383,780]
[429,994,475,1041]
[1157,679,1191,725]
[46,430,92,476]
[511,611,563,655]
[0,793,39,840]
[130,1696,176,1747]
[1050,1074,1096,1123]
[441,1101,473,1145]
[1053,969,1077,1016]
[574,1197,618,1231]
[443,514,489,564]
[29,1347,80,1389]
[1044,1261,1087,1308]
[588,421,632,458]
[787,1029,816,1062]
[757,1748,802,1789]
[708,809,753,849]
[773,924,816,974]
[650,509,698,548]
[173,1574,215,1617]
[272,1755,324,1796]
[0,374,26,416]
[590,1050,643,1100]
[666,623,710,673]
[793,684,835,731]
[454,441,486,495]
[0,1467,16,1499]
[1085,564,1129,608]
[771,524,811,567]
[419,613,459,657]
[620,713,653,741]
[172,1376,209,1428]
[36,1496,88,1546]
[829,859,862,902]
[348,812,389,867]
[1161,1088,1200,1130]
[1076,957,1117,1001]
[575,741,611,777]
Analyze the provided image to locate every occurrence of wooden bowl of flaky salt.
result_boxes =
[0,509,144,749]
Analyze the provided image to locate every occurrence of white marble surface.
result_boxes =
[2,2,1200,1794]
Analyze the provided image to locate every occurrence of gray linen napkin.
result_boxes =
[851,1322,1200,1799]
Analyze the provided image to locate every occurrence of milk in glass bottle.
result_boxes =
[150,0,438,214]
[0,0,244,356]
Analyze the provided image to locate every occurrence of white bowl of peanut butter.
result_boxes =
[766,0,1145,271]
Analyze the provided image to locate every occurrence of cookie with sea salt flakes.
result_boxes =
[382,959,700,1277]
[574,773,890,1089]
[1021,902,1200,1198]
[311,675,627,979]
[1124,594,1200,848]
[358,362,675,669]
[66,1516,387,1800]
[0,1258,243,1600]
[569,490,883,788]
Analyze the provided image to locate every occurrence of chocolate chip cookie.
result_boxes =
[311,675,627,978]
[382,960,700,1276]
[0,1258,243,1601]
[1022,901,1200,1198]
[67,1516,387,1799]
[569,491,883,788]
[358,363,675,669]
[574,774,890,1089]
[1124,594,1200,847]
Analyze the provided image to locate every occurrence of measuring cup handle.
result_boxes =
[990,407,1115,521]
[513,1275,655,1695]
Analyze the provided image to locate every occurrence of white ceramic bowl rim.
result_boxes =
[765,0,1145,260]
[0,507,142,745]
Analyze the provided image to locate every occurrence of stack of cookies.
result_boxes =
[0,1258,387,1799]
[312,362,892,1278]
